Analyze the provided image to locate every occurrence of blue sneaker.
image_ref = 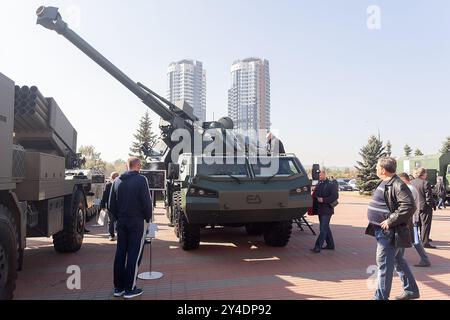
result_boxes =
[113,288,125,297]
[124,288,143,299]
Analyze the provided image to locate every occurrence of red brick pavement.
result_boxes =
[14,194,450,300]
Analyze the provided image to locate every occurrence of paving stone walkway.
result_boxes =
[14,194,450,300]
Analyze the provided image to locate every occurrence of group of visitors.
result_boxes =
[310,157,444,300]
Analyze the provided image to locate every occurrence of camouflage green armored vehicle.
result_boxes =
[168,154,312,250]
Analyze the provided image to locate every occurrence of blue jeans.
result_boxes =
[438,198,446,209]
[314,214,334,250]
[374,228,419,300]
[413,224,430,264]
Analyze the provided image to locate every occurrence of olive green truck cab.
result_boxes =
[397,152,450,202]
[168,154,312,250]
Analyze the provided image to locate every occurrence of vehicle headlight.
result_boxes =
[188,187,218,198]
[290,186,310,195]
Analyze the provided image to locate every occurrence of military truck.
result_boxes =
[36,6,313,251]
[66,169,106,220]
[0,73,89,300]
[397,152,450,203]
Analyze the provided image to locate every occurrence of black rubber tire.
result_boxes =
[179,213,201,251]
[263,221,293,247]
[172,192,182,236]
[173,191,200,251]
[0,204,18,300]
[53,190,86,253]
[245,223,264,236]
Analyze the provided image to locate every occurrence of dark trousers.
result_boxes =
[107,211,116,237]
[418,209,433,246]
[438,197,446,209]
[314,214,334,250]
[114,218,146,291]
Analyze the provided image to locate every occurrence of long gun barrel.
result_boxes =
[35,6,197,132]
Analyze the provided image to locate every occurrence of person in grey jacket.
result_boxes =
[399,173,431,268]
[365,157,419,300]
[100,172,120,241]
[411,168,436,249]
[436,178,447,210]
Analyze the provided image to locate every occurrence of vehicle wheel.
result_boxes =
[245,223,264,236]
[172,192,182,235]
[263,221,293,247]
[178,213,200,251]
[0,204,18,300]
[53,190,86,253]
[173,191,200,250]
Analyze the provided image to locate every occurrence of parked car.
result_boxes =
[338,181,353,191]
[348,179,358,191]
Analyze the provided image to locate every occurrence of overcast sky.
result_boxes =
[1,0,449,167]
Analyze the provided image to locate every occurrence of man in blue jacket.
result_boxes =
[109,157,152,299]
[310,169,339,253]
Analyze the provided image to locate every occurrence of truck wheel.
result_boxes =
[245,223,264,236]
[263,221,293,247]
[0,205,18,300]
[173,192,200,250]
[179,213,200,251]
[172,192,182,235]
[53,190,86,253]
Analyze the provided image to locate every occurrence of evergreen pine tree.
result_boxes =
[386,141,392,157]
[414,149,424,156]
[355,135,386,194]
[129,112,158,169]
[440,136,450,154]
[78,145,106,172]
[404,144,412,157]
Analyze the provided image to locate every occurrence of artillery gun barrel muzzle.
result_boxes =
[36,6,67,33]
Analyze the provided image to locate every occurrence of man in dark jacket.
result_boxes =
[365,157,419,300]
[100,172,119,241]
[310,169,339,253]
[436,178,447,210]
[266,132,286,155]
[109,157,152,299]
[411,168,436,248]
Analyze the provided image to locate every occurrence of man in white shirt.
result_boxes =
[399,173,431,268]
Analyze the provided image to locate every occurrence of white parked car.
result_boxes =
[348,179,358,191]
